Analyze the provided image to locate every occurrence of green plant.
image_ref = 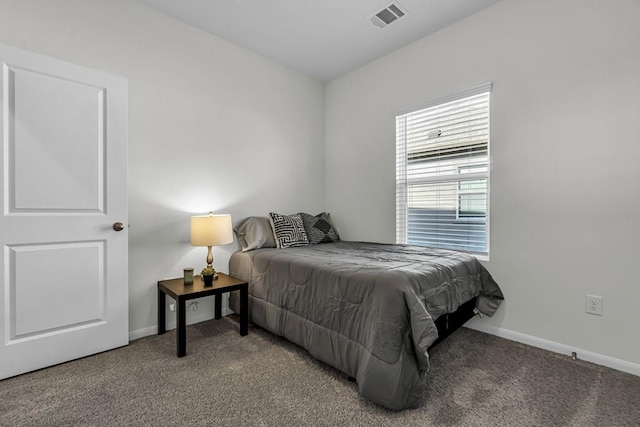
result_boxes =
[201,266,216,277]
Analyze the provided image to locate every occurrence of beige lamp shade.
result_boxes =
[190,213,233,246]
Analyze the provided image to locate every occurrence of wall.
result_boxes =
[0,0,326,335]
[325,0,640,367]
[2,0,638,373]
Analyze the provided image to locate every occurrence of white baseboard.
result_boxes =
[128,307,234,342]
[129,311,640,378]
[129,325,157,341]
[465,319,640,377]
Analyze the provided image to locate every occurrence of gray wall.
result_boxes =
[326,0,640,366]
[0,0,326,334]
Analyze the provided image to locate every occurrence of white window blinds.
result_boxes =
[396,83,491,255]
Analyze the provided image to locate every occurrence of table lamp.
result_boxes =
[190,213,233,270]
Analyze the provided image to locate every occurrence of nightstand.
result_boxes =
[157,272,248,357]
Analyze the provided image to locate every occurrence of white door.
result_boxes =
[0,44,128,379]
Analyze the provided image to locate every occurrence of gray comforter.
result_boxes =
[229,241,503,410]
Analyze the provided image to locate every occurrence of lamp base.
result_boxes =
[206,245,213,269]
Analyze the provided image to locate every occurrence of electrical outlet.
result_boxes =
[585,295,603,316]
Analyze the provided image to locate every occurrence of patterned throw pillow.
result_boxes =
[269,212,309,249]
[299,212,340,244]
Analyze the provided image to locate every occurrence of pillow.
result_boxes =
[299,212,340,244]
[234,217,276,252]
[269,212,309,249]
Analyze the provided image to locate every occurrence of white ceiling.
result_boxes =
[139,0,502,82]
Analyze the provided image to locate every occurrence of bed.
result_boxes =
[228,236,503,410]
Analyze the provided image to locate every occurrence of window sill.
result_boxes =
[473,253,489,262]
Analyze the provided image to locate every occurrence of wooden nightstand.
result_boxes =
[157,273,248,357]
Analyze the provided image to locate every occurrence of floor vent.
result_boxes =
[371,3,407,28]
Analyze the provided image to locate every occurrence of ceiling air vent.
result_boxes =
[371,2,406,28]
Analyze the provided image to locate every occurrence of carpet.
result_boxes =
[1,317,639,426]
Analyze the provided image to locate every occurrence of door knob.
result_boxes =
[113,222,125,231]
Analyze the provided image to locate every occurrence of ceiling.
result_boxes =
[139,0,502,82]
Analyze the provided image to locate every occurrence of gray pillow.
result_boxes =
[299,212,340,244]
[234,217,276,252]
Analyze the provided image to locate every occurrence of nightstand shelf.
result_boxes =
[157,273,248,357]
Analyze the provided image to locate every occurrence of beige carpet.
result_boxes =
[1,316,639,426]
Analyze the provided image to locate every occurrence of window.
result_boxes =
[396,84,491,255]
[457,165,487,220]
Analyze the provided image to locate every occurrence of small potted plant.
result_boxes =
[201,266,216,287]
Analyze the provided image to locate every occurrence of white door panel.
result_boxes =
[9,241,104,336]
[0,44,128,379]
[10,65,104,211]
